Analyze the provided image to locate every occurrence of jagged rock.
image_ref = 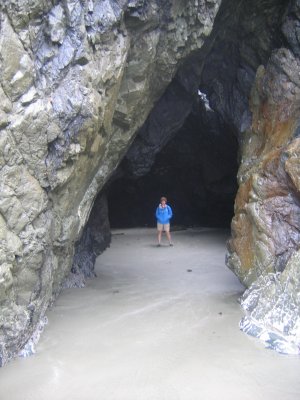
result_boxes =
[227,47,300,285]
[123,77,196,178]
[240,250,300,354]
[0,0,221,365]
[65,193,111,287]
[227,38,300,350]
[0,16,34,100]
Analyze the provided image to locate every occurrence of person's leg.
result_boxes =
[166,231,172,244]
[157,230,162,245]
[157,223,162,246]
[165,224,173,245]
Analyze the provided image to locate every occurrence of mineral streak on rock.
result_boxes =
[227,3,300,351]
[0,0,221,365]
[228,49,300,285]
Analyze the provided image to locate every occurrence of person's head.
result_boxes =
[160,196,167,206]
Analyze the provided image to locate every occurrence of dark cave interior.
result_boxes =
[107,100,239,229]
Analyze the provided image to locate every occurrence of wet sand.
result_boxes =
[1,227,300,400]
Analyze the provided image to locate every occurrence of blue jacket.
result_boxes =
[156,204,173,224]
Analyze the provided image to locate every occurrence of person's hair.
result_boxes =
[160,196,167,203]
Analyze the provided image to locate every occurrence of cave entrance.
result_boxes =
[72,78,240,282]
[75,0,287,269]
[106,91,239,231]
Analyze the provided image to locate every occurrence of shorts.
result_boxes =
[157,223,170,232]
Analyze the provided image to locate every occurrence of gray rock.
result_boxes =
[240,251,300,354]
[46,4,66,44]
[0,0,221,365]
[0,16,34,100]
[227,9,300,353]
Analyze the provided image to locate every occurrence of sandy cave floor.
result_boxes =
[1,227,300,400]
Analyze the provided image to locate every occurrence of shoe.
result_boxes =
[169,243,173,247]
[157,243,161,247]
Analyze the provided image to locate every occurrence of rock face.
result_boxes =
[228,45,300,353]
[66,193,111,288]
[227,48,300,285]
[0,0,221,365]
[225,1,300,352]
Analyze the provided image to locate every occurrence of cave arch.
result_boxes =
[74,0,288,276]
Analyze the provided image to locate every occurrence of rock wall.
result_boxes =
[66,193,111,288]
[227,2,300,352]
[0,0,221,365]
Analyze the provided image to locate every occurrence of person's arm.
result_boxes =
[168,205,173,219]
[155,207,159,220]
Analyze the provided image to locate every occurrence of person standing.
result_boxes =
[155,196,173,246]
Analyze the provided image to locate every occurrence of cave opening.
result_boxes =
[71,0,289,286]
[71,67,241,283]
[106,95,239,230]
